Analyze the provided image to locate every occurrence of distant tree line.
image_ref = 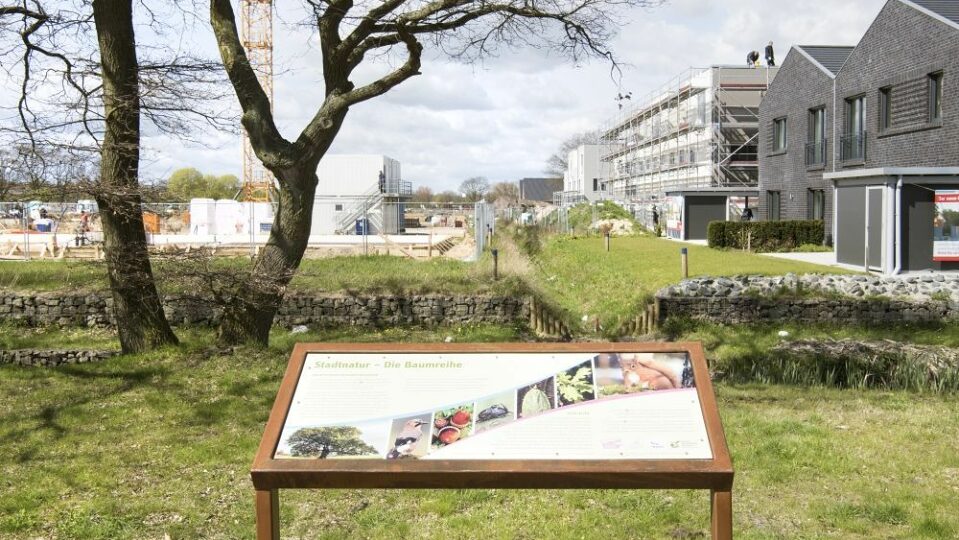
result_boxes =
[411,177,519,206]
[0,151,239,203]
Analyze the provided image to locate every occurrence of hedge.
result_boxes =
[707,220,825,252]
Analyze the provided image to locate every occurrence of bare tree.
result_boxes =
[460,176,490,202]
[412,185,434,202]
[486,181,520,206]
[544,130,600,177]
[0,1,232,353]
[209,0,661,345]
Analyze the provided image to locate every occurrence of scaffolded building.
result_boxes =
[601,66,777,229]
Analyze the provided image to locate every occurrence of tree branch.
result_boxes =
[209,0,290,172]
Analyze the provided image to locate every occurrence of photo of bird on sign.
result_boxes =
[386,414,431,459]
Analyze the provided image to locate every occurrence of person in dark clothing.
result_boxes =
[378,170,386,193]
[741,207,754,222]
[746,50,760,67]
[651,205,660,227]
[765,41,775,67]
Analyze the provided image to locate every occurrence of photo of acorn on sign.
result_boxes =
[431,403,474,448]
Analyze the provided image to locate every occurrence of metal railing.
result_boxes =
[805,139,827,167]
[473,201,495,260]
[384,179,412,197]
[840,133,866,162]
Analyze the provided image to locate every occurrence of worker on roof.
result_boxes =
[765,41,776,67]
[747,50,760,68]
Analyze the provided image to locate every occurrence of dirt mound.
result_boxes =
[592,219,634,236]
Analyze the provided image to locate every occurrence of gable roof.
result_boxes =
[900,0,959,30]
[794,45,855,77]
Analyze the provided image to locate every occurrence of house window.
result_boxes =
[842,95,866,161]
[335,204,343,212]
[929,71,943,121]
[806,107,826,166]
[773,117,787,152]
[807,189,825,221]
[592,178,598,191]
[767,191,781,221]
[879,87,892,131]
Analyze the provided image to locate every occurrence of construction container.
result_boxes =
[189,198,216,235]
[143,211,160,233]
[214,199,242,235]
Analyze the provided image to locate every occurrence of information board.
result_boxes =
[276,351,709,461]
[252,343,733,540]
[934,190,959,262]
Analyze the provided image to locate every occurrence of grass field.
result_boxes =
[2,327,957,539]
[532,235,852,328]
[0,255,522,297]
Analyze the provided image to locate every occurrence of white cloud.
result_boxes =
[140,0,886,191]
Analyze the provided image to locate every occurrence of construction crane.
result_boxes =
[240,0,274,202]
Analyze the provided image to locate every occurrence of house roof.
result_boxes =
[901,0,959,29]
[518,177,563,201]
[794,46,855,76]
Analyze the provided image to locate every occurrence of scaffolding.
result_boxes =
[240,0,275,202]
[600,65,777,209]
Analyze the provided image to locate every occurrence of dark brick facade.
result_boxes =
[834,0,959,169]
[758,48,837,232]
[758,0,959,240]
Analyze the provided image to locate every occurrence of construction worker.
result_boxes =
[765,41,776,67]
[747,50,760,68]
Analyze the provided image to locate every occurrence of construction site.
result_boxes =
[0,0,476,262]
[600,65,778,239]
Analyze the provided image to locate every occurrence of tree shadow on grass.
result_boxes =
[1,363,175,460]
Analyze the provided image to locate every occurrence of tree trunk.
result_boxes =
[217,167,319,346]
[92,0,178,353]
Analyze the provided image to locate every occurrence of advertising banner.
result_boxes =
[934,191,959,262]
[664,196,684,239]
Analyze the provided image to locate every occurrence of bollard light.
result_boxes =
[492,249,499,280]
[680,247,689,279]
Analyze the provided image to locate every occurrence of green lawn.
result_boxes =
[532,235,853,329]
[2,327,958,539]
[0,255,520,296]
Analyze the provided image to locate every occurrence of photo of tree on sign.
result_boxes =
[276,425,382,459]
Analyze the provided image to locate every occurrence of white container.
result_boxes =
[77,199,98,213]
[251,202,274,234]
[315,155,401,197]
[214,199,242,235]
[189,198,216,236]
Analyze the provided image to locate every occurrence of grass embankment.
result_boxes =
[531,235,852,329]
[1,327,957,539]
[676,321,959,392]
[0,256,524,297]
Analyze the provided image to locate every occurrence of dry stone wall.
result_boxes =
[656,274,959,325]
[0,349,118,367]
[0,293,528,329]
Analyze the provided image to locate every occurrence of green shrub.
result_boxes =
[707,220,825,252]
[513,224,543,255]
[795,243,833,253]
[567,201,636,233]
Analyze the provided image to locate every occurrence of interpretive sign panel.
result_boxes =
[934,190,959,262]
[252,343,733,539]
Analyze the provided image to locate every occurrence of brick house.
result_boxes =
[758,45,854,236]
[758,0,959,273]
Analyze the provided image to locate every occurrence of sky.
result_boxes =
[139,0,888,192]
